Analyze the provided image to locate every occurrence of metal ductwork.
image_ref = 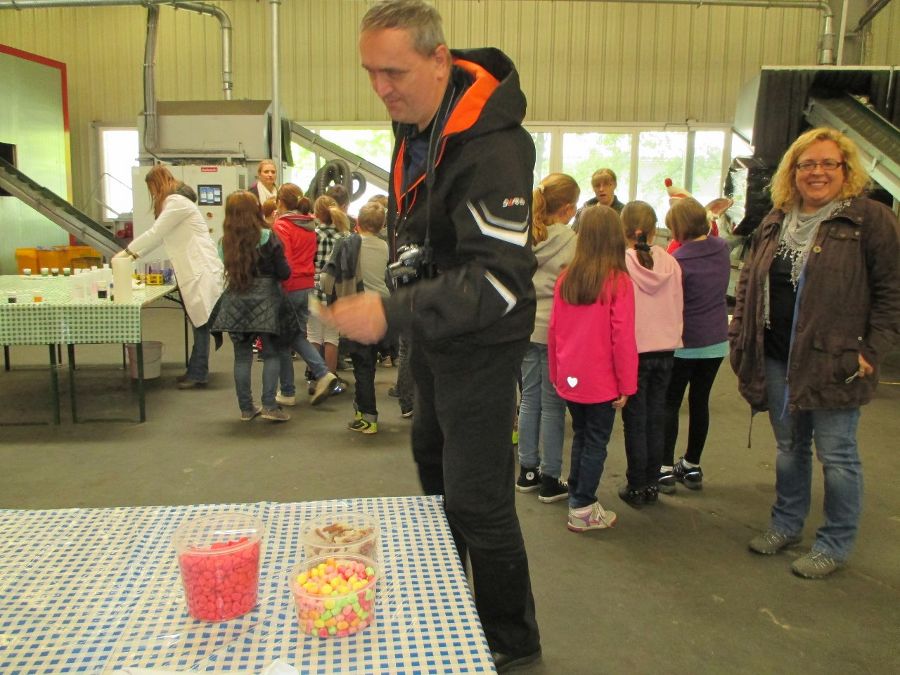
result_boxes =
[529,0,836,65]
[0,0,234,101]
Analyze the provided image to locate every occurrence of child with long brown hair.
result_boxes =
[211,191,292,422]
[547,205,638,532]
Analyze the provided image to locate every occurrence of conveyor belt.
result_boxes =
[0,157,123,258]
[805,95,900,203]
[289,122,389,192]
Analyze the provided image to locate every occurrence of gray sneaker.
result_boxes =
[310,372,338,405]
[748,529,802,555]
[261,406,290,422]
[791,550,842,579]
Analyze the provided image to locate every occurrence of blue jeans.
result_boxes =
[517,343,566,478]
[765,357,863,561]
[185,321,211,382]
[233,335,280,411]
[622,352,674,488]
[278,289,328,396]
[566,401,616,509]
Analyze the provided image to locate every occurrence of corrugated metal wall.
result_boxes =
[866,0,900,66]
[0,0,894,215]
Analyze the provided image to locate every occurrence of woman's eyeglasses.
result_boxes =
[795,159,845,173]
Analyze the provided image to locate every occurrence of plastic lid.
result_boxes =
[173,512,264,556]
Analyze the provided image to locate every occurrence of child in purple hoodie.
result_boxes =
[548,205,638,533]
[619,202,684,508]
[661,197,731,492]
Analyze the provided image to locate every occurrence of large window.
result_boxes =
[561,132,632,208]
[692,130,727,207]
[98,127,139,220]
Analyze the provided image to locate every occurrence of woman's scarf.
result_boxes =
[764,200,840,327]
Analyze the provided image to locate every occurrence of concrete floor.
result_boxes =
[2,307,899,674]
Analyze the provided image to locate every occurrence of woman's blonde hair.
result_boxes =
[532,173,580,244]
[666,198,709,242]
[145,165,179,218]
[314,196,350,233]
[770,127,870,211]
[559,205,627,305]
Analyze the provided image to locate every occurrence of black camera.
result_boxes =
[387,244,432,288]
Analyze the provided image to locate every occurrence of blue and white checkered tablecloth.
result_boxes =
[0,497,495,674]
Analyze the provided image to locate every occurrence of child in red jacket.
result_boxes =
[548,205,638,532]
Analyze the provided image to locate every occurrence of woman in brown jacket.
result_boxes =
[729,127,899,579]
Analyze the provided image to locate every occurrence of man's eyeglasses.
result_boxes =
[795,159,845,173]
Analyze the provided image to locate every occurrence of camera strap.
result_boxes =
[422,79,459,266]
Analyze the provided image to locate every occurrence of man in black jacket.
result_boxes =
[322,1,541,670]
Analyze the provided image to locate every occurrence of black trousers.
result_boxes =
[410,336,540,656]
[663,356,723,465]
[622,352,675,488]
[350,343,378,417]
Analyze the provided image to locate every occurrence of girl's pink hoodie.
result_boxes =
[548,271,638,404]
[625,246,684,353]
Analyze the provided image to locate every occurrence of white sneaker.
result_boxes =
[567,502,617,532]
[310,372,337,406]
[275,392,296,406]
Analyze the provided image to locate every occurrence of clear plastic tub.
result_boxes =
[289,554,379,638]
[299,512,380,561]
[172,512,264,622]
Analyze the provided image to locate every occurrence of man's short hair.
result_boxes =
[591,168,617,186]
[357,202,387,234]
[360,0,446,55]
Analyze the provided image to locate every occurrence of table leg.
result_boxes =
[136,342,146,423]
[48,345,60,425]
[3,345,9,371]
[184,315,189,367]
[68,344,78,423]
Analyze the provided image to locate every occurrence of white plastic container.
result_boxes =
[125,341,163,379]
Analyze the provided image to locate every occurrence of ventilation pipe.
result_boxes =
[0,0,234,97]
[529,0,836,65]
[270,0,282,182]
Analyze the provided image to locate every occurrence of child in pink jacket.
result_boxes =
[548,205,638,533]
[619,201,683,509]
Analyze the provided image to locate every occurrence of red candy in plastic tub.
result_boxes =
[173,512,265,622]
[289,554,379,638]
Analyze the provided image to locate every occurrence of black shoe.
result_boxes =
[388,385,400,398]
[658,469,676,494]
[673,457,703,490]
[492,647,542,673]
[618,485,645,509]
[515,466,541,493]
[538,475,569,503]
[643,484,659,504]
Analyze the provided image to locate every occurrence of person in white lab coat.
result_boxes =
[115,165,224,389]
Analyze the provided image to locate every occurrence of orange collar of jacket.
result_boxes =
[392,58,501,208]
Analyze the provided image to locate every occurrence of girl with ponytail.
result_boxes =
[516,173,579,503]
[309,196,351,379]
[617,201,684,507]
